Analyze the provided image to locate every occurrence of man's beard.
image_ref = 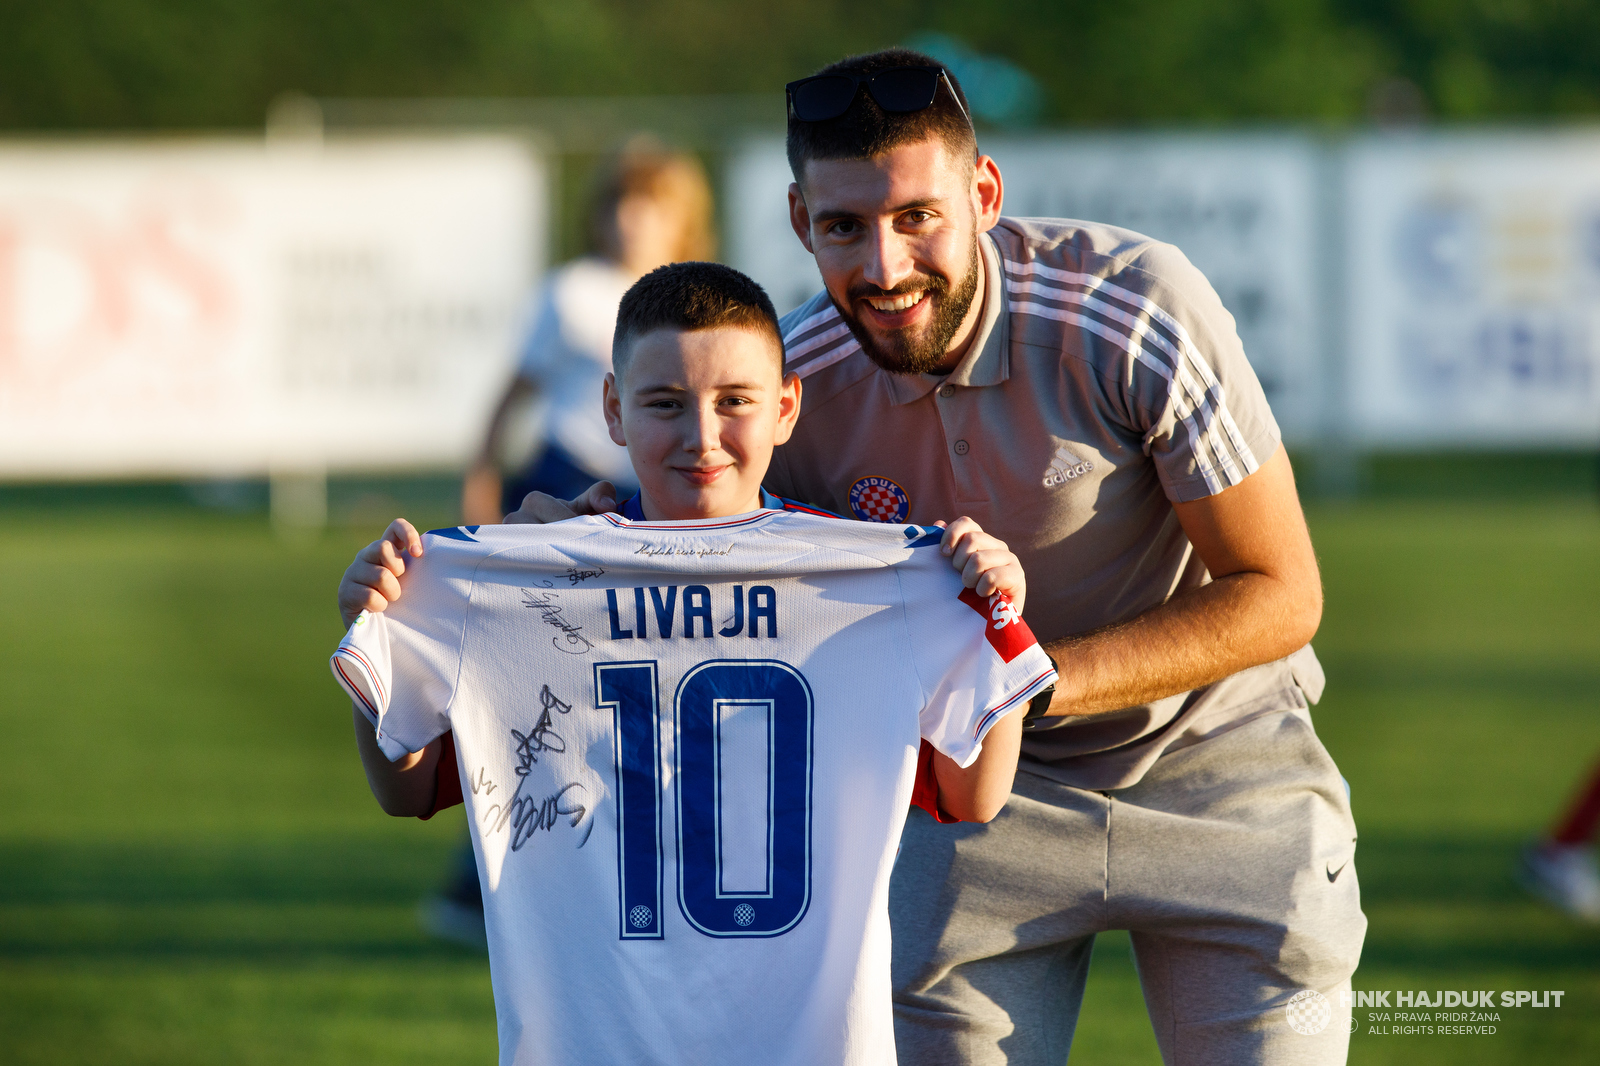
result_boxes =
[831,239,981,376]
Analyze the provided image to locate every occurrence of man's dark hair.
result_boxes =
[785,48,976,182]
[612,261,783,375]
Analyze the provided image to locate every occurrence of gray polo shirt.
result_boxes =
[765,216,1324,791]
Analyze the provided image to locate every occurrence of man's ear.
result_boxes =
[973,155,1004,234]
[788,183,815,253]
[602,372,627,446]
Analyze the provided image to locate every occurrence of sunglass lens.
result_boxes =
[867,67,940,112]
[791,76,860,122]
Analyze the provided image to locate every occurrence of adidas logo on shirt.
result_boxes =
[1042,445,1094,488]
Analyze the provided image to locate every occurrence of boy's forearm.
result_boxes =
[931,711,1024,823]
[352,707,442,817]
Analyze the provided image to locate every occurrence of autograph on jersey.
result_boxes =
[522,585,595,655]
[480,683,593,851]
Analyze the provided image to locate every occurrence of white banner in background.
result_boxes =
[726,134,1324,442]
[1346,132,1600,446]
[0,137,542,477]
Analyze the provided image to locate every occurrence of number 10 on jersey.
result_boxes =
[594,659,814,940]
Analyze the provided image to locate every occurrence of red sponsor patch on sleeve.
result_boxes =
[958,587,1039,664]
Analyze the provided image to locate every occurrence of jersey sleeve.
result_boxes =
[329,556,470,762]
[895,554,1058,768]
[1113,242,1282,504]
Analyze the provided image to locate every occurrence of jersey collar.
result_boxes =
[882,230,1010,406]
[618,488,782,522]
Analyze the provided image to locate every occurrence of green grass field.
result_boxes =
[2,495,1597,1064]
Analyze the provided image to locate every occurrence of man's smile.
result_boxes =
[860,289,932,328]
[864,291,926,313]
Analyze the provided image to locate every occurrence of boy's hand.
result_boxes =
[338,518,423,627]
[938,516,1026,616]
[503,480,620,525]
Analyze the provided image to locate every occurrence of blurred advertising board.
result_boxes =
[0,136,542,478]
[1345,132,1600,446]
[725,133,1325,443]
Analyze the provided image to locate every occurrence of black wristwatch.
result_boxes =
[1023,652,1059,724]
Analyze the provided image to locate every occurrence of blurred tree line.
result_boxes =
[1,0,1597,129]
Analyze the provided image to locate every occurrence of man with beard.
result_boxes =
[510,48,1365,1065]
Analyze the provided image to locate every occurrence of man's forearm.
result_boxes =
[1043,446,1322,719]
[1042,568,1319,719]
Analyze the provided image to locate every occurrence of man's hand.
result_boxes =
[938,516,1026,616]
[337,518,423,627]
[504,480,621,525]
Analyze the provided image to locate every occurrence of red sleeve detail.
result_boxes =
[958,587,1038,664]
[910,739,962,824]
[419,730,464,821]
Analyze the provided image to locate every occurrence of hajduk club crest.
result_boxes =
[848,476,910,523]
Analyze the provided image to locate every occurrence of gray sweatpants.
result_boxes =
[891,708,1365,1066]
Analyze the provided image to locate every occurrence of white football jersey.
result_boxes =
[331,502,1056,1066]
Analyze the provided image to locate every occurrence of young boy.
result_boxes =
[332,262,1056,1065]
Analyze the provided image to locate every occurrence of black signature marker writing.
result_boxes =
[485,688,590,849]
[522,586,595,654]
[489,782,590,851]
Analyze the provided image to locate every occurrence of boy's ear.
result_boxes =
[602,372,627,447]
[772,370,802,447]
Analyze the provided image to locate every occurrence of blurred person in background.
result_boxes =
[426,142,715,947]
[460,141,716,525]
[1522,760,1600,921]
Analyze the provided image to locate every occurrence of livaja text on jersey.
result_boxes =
[606,584,779,640]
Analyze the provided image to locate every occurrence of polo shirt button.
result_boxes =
[953,439,970,456]
[939,384,955,398]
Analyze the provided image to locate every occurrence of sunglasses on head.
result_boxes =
[785,64,974,129]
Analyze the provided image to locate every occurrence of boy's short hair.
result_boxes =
[612,261,784,377]
[786,48,977,183]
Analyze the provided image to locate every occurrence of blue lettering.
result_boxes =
[649,586,677,638]
[607,589,633,639]
[682,585,712,637]
[613,585,777,640]
[748,586,777,638]
[719,585,744,637]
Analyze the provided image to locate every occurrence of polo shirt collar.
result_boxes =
[882,231,1010,406]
